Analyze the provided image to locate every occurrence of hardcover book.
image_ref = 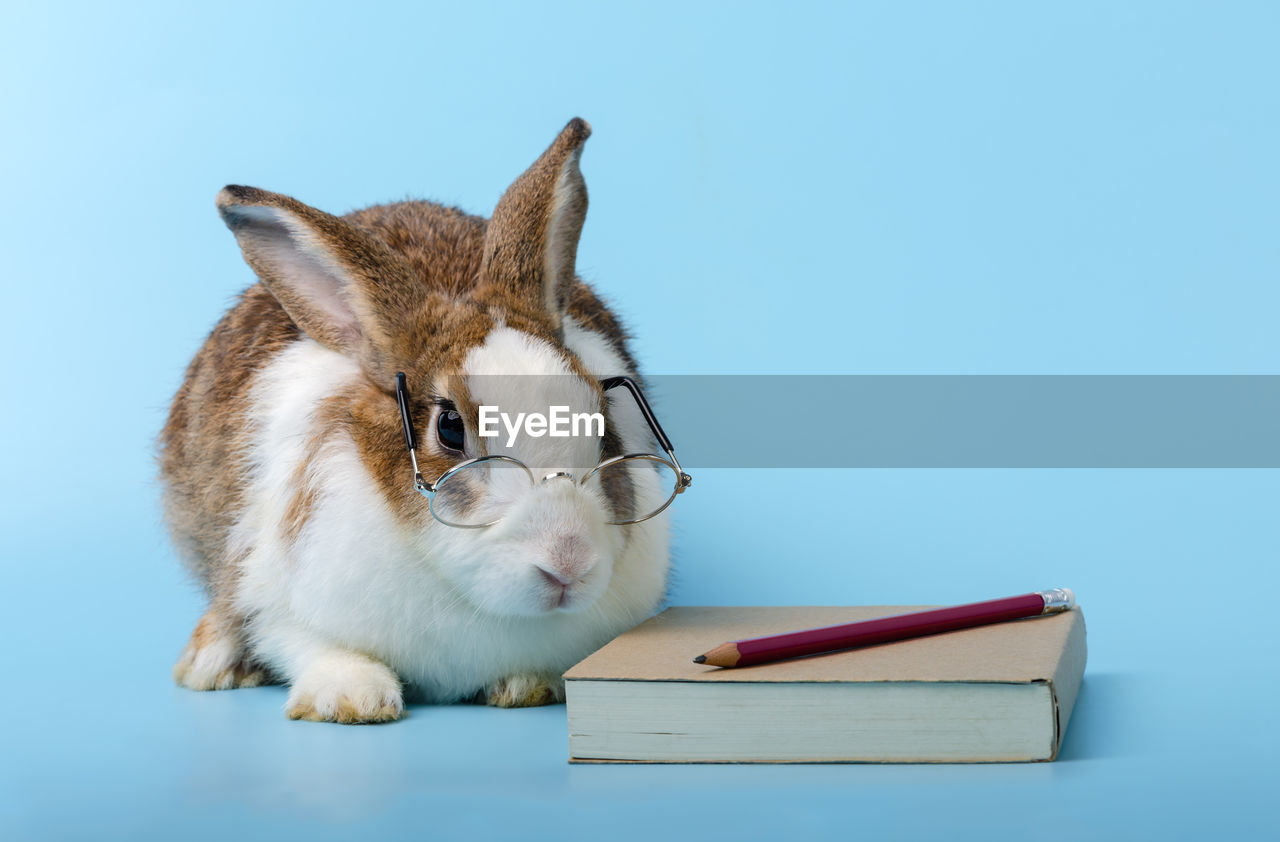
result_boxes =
[564,605,1087,763]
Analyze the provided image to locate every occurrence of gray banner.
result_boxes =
[643,375,1280,467]
[460,375,1280,468]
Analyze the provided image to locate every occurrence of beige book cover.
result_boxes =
[564,605,1087,763]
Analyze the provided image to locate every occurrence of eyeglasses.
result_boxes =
[395,373,692,528]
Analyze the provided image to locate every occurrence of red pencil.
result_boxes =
[693,588,1076,668]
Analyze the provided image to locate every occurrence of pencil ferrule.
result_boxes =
[1037,587,1076,614]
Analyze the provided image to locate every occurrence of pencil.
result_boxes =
[693,588,1076,668]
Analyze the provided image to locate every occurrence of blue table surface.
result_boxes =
[1,665,1270,842]
[2,488,1275,842]
[0,662,1256,841]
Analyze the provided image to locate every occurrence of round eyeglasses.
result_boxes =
[395,374,692,529]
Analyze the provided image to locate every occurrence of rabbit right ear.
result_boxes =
[216,185,414,372]
[479,118,592,333]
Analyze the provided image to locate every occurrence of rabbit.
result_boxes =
[160,118,672,723]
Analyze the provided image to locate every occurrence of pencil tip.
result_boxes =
[693,655,706,664]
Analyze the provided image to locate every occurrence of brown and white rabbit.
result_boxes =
[160,118,671,723]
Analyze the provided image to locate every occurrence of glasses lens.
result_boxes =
[583,455,681,525]
[431,459,533,528]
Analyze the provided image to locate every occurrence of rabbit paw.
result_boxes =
[285,653,404,724]
[174,613,272,691]
[485,673,566,708]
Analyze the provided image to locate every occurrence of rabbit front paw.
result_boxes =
[285,652,404,724]
[485,673,566,708]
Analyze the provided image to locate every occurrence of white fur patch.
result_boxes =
[462,325,603,472]
[285,649,403,722]
[562,317,652,455]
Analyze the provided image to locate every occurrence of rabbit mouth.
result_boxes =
[536,566,590,611]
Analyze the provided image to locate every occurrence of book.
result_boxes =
[563,605,1087,763]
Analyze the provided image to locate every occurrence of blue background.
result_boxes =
[2,1,1276,839]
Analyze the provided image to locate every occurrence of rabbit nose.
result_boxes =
[536,566,572,588]
[539,535,594,583]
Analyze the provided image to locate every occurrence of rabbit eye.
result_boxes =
[436,410,465,453]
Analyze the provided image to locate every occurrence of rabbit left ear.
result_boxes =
[479,118,591,332]
[215,185,417,376]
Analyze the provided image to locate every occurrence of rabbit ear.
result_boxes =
[480,118,591,332]
[216,185,413,370]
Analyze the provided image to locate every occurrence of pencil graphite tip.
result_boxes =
[692,655,706,664]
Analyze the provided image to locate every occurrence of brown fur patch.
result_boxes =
[597,426,636,522]
[160,284,299,599]
[280,468,319,547]
[285,699,405,725]
[279,396,355,546]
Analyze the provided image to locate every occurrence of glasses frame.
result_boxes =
[395,373,692,528]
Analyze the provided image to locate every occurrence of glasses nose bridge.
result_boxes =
[540,470,578,486]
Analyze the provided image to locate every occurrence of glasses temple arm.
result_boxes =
[600,376,691,489]
[395,373,418,451]
[395,372,431,492]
